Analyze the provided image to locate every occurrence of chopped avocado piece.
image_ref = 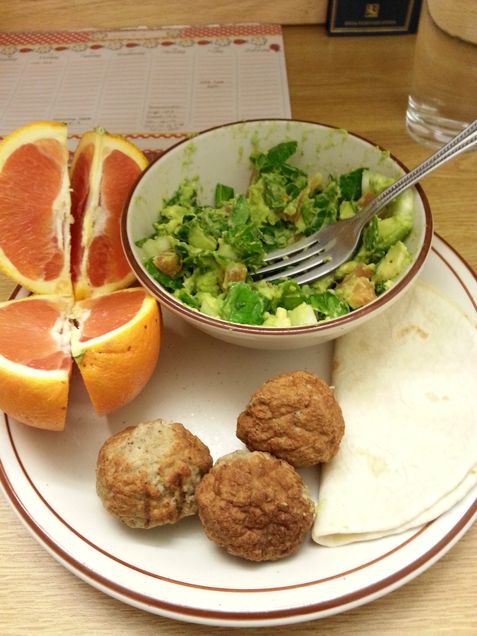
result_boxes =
[140,235,171,259]
[334,260,359,280]
[199,292,223,317]
[363,203,413,259]
[377,213,412,250]
[247,180,278,225]
[188,223,217,250]
[158,203,189,223]
[387,187,414,217]
[334,260,375,281]
[216,238,238,261]
[195,270,220,295]
[362,170,395,196]
[374,241,411,283]
[307,274,335,293]
[252,280,275,314]
[339,200,356,220]
[195,206,229,239]
[288,302,318,326]
[164,179,198,207]
[262,307,292,328]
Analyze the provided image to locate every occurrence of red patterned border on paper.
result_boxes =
[0,23,282,49]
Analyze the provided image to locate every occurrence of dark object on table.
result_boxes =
[327,0,422,35]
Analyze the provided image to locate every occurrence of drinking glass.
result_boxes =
[406,0,477,147]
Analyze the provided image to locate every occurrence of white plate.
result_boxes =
[0,233,476,628]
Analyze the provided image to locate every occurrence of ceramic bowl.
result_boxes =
[122,119,433,349]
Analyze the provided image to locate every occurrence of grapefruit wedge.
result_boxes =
[71,287,161,417]
[0,295,73,431]
[0,288,161,430]
[0,122,159,431]
[70,129,148,300]
[0,121,72,296]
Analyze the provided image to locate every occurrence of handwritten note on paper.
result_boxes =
[0,24,291,155]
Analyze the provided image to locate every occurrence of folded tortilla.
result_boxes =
[312,280,477,546]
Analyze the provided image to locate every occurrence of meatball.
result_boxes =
[236,370,344,467]
[196,450,315,562]
[96,419,212,528]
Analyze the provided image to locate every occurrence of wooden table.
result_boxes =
[1,23,476,636]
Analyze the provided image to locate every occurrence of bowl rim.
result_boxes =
[121,118,434,336]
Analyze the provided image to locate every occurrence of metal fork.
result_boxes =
[253,119,477,285]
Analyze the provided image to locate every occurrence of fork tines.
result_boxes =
[254,235,333,283]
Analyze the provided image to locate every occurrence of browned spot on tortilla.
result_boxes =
[397,325,429,339]
[426,392,450,402]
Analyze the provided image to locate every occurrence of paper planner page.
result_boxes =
[0,24,290,155]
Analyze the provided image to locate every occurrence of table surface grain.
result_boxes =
[1,21,476,636]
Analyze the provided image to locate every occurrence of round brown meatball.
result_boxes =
[236,370,344,467]
[96,419,212,528]
[196,450,315,562]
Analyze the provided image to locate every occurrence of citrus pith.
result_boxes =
[70,129,148,300]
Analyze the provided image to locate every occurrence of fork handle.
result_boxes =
[361,119,477,224]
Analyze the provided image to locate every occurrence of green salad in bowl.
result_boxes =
[123,119,431,349]
[136,140,414,328]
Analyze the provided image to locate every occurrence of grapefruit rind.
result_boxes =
[0,293,72,431]
[95,129,149,170]
[0,121,68,171]
[71,290,161,416]
[0,362,69,431]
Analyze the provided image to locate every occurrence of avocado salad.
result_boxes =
[137,141,414,327]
